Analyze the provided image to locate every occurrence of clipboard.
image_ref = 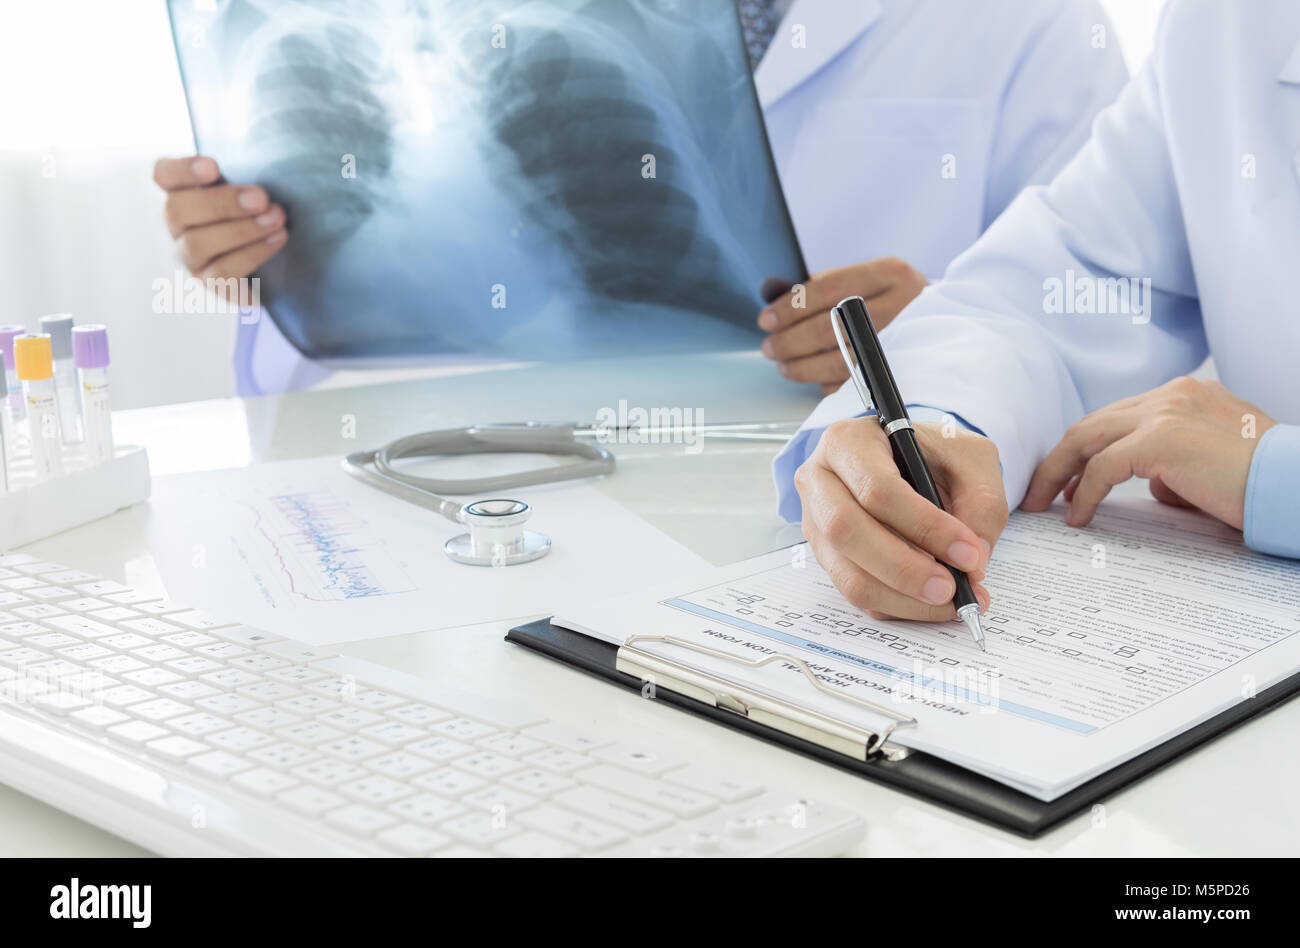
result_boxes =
[506,616,1300,838]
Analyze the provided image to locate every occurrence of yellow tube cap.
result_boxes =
[14,333,54,381]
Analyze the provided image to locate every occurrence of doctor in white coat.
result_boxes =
[752,0,1128,389]
[779,0,1300,626]
[155,0,1127,395]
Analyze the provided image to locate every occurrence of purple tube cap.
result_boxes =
[72,324,110,369]
[0,325,25,371]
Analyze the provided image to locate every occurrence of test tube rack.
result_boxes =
[0,442,151,549]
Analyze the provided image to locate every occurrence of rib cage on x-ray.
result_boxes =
[168,0,805,362]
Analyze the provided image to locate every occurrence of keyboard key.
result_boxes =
[462,785,537,814]
[58,598,110,613]
[338,775,413,806]
[190,751,253,779]
[319,707,383,730]
[478,732,545,756]
[501,768,576,797]
[13,603,64,619]
[259,641,337,664]
[368,752,433,780]
[325,805,396,836]
[522,746,590,774]
[161,631,215,648]
[157,680,221,701]
[358,721,425,746]
[45,615,117,639]
[319,736,386,761]
[521,722,613,753]
[99,685,155,707]
[229,654,287,672]
[145,736,210,761]
[278,785,346,817]
[208,726,273,752]
[266,665,328,685]
[234,707,301,730]
[75,580,130,595]
[493,831,579,858]
[231,767,299,796]
[590,744,684,775]
[101,589,164,605]
[86,607,140,622]
[237,682,297,702]
[68,705,130,730]
[515,805,626,851]
[168,610,236,631]
[663,765,763,804]
[412,768,486,797]
[56,643,112,662]
[452,751,524,779]
[127,599,188,614]
[294,758,366,787]
[131,698,194,722]
[120,618,182,637]
[209,625,280,645]
[376,824,450,856]
[195,642,250,660]
[196,693,263,715]
[121,668,183,688]
[102,632,153,650]
[386,703,451,727]
[276,694,335,715]
[430,717,496,741]
[132,644,188,663]
[440,810,520,847]
[107,721,170,745]
[352,690,405,710]
[32,692,93,715]
[389,794,465,826]
[407,736,472,762]
[579,764,717,817]
[166,657,223,675]
[199,669,261,689]
[167,712,232,737]
[553,786,673,833]
[248,743,320,769]
[26,632,79,649]
[276,721,345,746]
[89,655,147,675]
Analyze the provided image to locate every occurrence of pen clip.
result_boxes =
[830,306,875,414]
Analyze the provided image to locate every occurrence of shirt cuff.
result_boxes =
[771,406,980,524]
[1243,424,1300,559]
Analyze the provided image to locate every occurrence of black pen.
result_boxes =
[829,296,986,651]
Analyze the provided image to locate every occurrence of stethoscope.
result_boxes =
[342,420,799,567]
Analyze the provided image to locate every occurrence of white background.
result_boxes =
[0,0,1167,409]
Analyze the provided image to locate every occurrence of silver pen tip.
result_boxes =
[957,605,985,652]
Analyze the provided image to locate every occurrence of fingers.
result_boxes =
[1149,476,1193,508]
[199,229,288,282]
[775,349,849,385]
[935,436,1009,568]
[761,309,835,362]
[813,541,964,623]
[803,465,960,606]
[819,423,990,573]
[153,155,221,192]
[177,206,287,273]
[759,263,892,332]
[1065,433,1145,526]
[164,184,270,238]
[1021,408,1141,511]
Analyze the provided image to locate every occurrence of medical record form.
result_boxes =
[555,500,1300,800]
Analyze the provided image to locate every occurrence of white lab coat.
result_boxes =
[775,0,1300,558]
[757,0,1128,277]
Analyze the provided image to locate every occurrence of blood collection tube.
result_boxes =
[72,325,113,465]
[14,334,64,481]
[0,325,25,431]
[39,313,82,444]
[0,368,9,494]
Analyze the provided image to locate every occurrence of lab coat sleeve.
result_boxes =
[1243,425,1300,560]
[775,26,1210,517]
[772,406,977,523]
[981,0,1130,227]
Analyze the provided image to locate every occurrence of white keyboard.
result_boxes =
[0,553,864,857]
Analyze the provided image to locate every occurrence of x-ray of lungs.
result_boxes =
[167,0,806,363]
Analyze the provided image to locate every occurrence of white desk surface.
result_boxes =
[3,351,1294,857]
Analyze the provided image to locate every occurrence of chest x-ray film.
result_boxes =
[166,0,806,363]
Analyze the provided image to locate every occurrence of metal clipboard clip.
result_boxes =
[616,634,917,762]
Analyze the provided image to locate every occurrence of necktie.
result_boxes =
[738,0,780,71]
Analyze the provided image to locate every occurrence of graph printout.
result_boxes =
[138,456,707,645]
[559,501,1300,798]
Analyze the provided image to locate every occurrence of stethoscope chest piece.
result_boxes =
[443,498,551,567]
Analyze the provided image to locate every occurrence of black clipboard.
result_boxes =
[506,617,1300,838]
